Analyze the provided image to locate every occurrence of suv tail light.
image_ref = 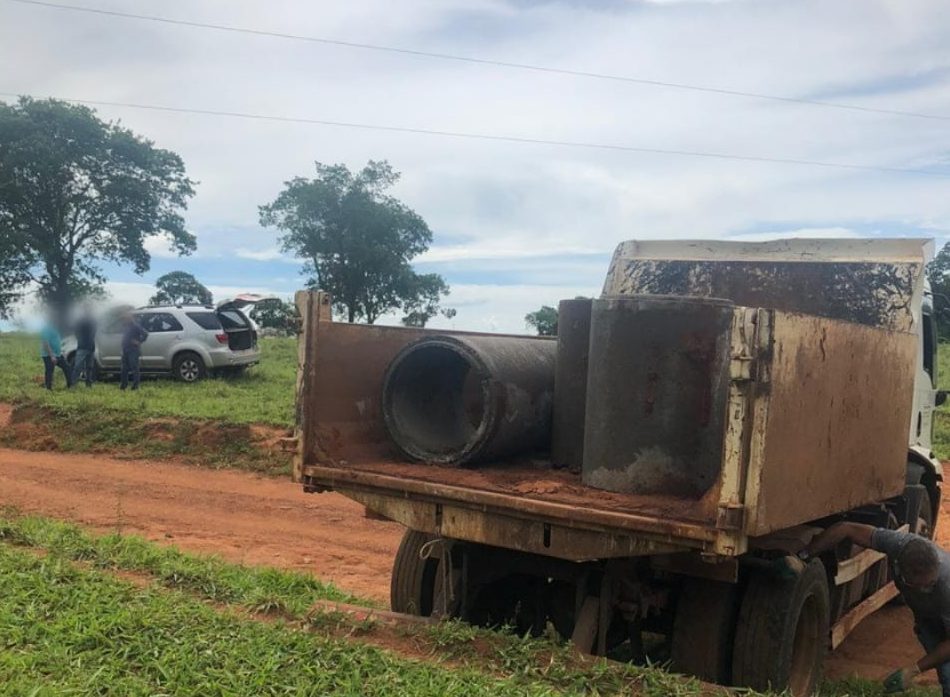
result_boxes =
[215,333,229,344]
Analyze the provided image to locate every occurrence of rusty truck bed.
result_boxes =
[294,292,725,558]
[294,238,924,560]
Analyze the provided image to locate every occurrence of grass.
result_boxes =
[0,511,938,697]
[0,332,297,427]
[0,511,696,697]
[0,331,297,472]
[0,545,582,697]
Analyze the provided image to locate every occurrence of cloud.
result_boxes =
[234,247,299,263]
[143,233,183,259]
[3,0,950,333]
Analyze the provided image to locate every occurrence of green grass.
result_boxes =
[0,512,690,697]
[0,332,297,427]
[0,544,584,697]
[0,511,938,697]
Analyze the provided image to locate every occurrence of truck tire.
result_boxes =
[732,559,830,697]
[391,530,437,615]
[670,578,739,684]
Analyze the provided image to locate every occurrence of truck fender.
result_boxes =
[907,447,942,531]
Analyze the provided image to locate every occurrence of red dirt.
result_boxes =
[0,447,401,603]
[0,443,948,685]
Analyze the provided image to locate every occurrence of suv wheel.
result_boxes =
[173,352,207,383]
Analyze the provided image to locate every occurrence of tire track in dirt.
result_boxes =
[0,444,946,684]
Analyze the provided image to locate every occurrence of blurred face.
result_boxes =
[902,565,939,593]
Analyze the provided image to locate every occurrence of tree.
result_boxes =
[928,241,950,339]
[0,97,196,315]
[525,305,558,336]
[260,160,449,324]
[400,273,452,327]
[251,298,299,335]
[149,271,212,306]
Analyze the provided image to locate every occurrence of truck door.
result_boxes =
[914,306,938,449]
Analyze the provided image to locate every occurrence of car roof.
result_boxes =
[135,305,217,312]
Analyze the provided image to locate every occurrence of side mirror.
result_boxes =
[936,390,948,407]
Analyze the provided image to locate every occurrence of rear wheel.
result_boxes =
[390,529,458,618]
[670,578,739,684]
[173,352,207,383]
[732,559,830,696]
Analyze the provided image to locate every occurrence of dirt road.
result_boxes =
[0,445,943,685]
[0,447,402,603]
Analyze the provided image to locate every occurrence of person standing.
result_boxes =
[39,318,71,389]
[71,307,97,388]
[119,311,148,391]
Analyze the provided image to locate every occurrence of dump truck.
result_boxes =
[292,238,944,696]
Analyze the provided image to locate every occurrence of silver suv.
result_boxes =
[64,296,267,382]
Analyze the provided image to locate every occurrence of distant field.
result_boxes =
[0,332,296,427]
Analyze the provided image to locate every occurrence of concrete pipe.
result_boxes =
[382,334,557,465]
[551,298,593,472]
[583,295,734,497]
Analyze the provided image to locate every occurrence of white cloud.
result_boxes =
[234,247,299,263]
[3,0,950,333]
[143,233,182,259]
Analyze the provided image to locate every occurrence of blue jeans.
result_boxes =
[916,620,950,696]
[42,355,71,389]
[120,348,141,390]
[71,348,95,387]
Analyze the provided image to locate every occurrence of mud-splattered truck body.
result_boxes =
[293,238,942,696]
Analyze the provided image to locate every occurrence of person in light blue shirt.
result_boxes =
[39,321,71,389]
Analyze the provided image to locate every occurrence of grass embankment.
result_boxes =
[0,332,296,472]
[0,512,707,697]
[0,513,938,697]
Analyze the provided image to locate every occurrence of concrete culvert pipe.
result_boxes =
[382,334,557,465]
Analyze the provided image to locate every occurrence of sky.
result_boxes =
[2,0,950,332]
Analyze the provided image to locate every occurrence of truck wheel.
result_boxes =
[732,559,830,696]
[670,578,739,684]
[173,352,206,382]
[390,529,458,617]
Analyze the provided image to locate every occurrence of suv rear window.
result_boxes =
[186,312,223,330]
[218,310,249,329]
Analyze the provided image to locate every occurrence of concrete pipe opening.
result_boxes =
[383,339,491,464]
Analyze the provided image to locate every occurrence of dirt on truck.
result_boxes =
[292,238,944,696]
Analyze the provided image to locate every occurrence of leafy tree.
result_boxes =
[525,305,558,336]
[0,97,196,315]
[260,160,449,324]
[928,241,950,339]
[401,273,452,327]
[251,298,299,335]
[149,271,212,306]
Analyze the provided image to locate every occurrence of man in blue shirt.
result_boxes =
[39,320,71,390]
[119,311,148,391]
[809,522,950,694]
